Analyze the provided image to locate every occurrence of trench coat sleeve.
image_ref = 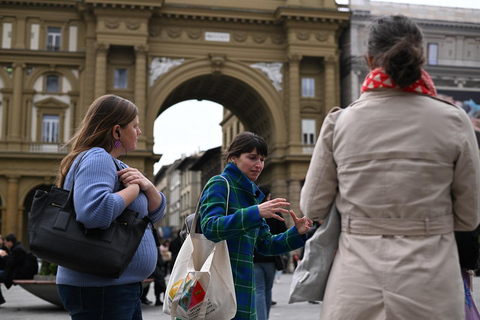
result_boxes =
[300,107,343,222]
[452,110,480,231]
[200,176,263,242]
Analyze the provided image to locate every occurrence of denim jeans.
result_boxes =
[58,282,143,320]
[254,262,277,320]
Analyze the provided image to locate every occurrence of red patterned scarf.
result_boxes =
[361,67,437,97]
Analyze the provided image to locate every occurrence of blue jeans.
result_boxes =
[254,262,276,320]
[58,282,143,320]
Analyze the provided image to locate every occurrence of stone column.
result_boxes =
[287,53,302,154]
[134,44,148,150]
[14,16,26,49]
[83,16,97,108]
[5,176,19,236]
[94,43,109,99]
[456,36,465,67]
[324,55,338,113]
[288,179,302,219]
[9,63,25,146]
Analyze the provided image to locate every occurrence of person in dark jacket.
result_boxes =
[254,185,288,320]
[0,233,38,305]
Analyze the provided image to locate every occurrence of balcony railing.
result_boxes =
[29,143,67,154]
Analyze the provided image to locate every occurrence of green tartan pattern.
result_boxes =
[200,163,306,319]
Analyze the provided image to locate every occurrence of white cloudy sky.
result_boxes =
[152,0,479,173]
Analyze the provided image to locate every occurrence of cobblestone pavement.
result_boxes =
[2,272,480,319]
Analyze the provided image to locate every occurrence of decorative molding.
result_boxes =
[187,29,202,40]
[95,42,110,54]
[250,62,283,91]
[233,31,247,42]
[324,55,338,64]
[286,53,302,63]
[34,97,69,109]
[126,20,141,30]
[209,54,226,74]
[149,57,185,87]
[134,44,149,55]
[272,34,285,44]
[167,27,182,38]
[12,62,26,69]
[315,32,328,42]
[296,30,310,41]
[149,25,162,37]
[104,19,120,29]
[253,33,267,44]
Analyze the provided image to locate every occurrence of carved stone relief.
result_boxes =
[187,29,202,40]
[126,21,141,30]
[233,31,247,42]
[296,30,310,41]
[253,33,267,44]
[250,62,283,91]
[209,54,226,74]
[149,26,162,37]
[315,32,328,42]
[149,57,185,87]
[104,19,120,29]
[167,28,182,38]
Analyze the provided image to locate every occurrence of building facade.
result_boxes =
[0,0,349,242]
[341,0,480,107]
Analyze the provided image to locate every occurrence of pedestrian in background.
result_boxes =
[0,233,38,306]
[56,94,167,320]
[254,185,288,320]
[200,131,313,319]
[300,15,480,320]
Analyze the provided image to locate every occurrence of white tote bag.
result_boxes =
[288,203,340,303]
[163,176,236,320]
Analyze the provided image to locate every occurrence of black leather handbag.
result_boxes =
[28,152,155,278]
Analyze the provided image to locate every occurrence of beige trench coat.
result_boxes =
[300,89,480,320]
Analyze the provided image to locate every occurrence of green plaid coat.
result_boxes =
[200,163,306,319]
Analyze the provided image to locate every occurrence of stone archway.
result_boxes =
[147,57,287,157]
[147,56,303,217]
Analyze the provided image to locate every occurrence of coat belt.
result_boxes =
[341,214,454,236]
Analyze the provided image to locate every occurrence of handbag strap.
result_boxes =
[190,175,230,235]
[65,151,157,243]
[62,150,89,210]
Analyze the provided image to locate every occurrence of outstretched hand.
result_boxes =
[289,210,313,235]
[257,198,289,221]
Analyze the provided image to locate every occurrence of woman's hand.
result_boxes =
[289,210,313,235]
[117,167,162,212]
[118,167,153,192]
[257,198,290,221]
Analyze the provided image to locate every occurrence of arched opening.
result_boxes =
[157,74,273,144]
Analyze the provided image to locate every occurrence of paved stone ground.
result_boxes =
[0,272,320,320]
[2,272,480,319]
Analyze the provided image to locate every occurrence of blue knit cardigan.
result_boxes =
[56,147,166,287]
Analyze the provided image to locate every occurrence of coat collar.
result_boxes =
[223,162,265,202]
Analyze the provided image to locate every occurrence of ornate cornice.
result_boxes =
[86,0,162,10]
[0,0,77,8]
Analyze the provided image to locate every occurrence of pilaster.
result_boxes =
[5,175,19,236]
[287,53,302,155]
[9,62,25,148]
[134,44,148,150]
[94,42,109,99]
